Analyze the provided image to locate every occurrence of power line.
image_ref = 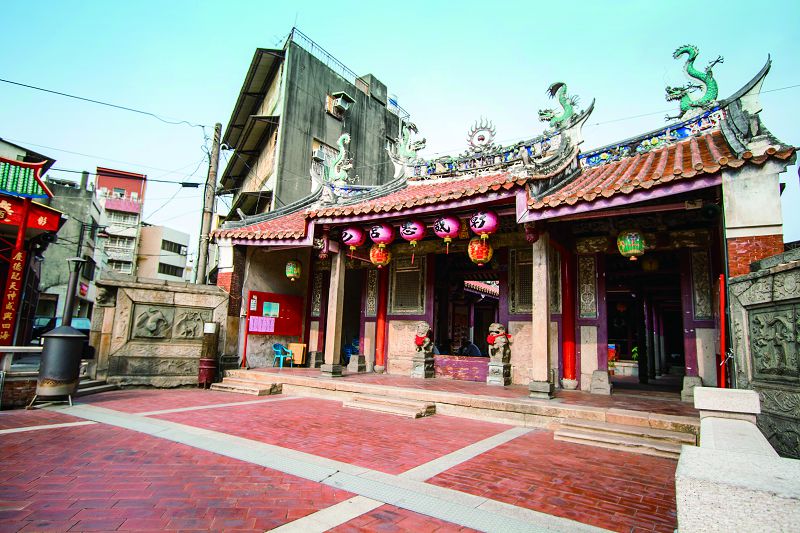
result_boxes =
[0,77,208,129]
[49,167,202,186]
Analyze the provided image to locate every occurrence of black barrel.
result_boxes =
[37,326,86,397]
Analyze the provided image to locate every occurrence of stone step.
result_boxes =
[560,418,697,445]
[77,379,106,390]
[210,380,280,396]
[343,395,435,418]
[554,428,683,459]
[74,384,118,397]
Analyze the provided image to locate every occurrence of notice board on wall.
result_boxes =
[246,290,303,337]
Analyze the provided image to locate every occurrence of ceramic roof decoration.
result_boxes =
[0,157,54,199]
[214,54,796,244]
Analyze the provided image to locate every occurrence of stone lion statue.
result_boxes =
[487,323,512,364]
[414,321,434,357]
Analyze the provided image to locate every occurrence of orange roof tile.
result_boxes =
[528,130,795,210]
[214,209,308,240]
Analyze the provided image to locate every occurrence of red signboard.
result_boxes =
[245,290,303,337]
[0,196,61,232]
[0,250,26,345]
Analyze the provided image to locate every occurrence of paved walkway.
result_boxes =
[0,389,679,532]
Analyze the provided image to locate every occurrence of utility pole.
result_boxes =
[195,122,222,284]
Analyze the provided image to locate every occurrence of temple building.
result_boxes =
[212,45,795,401]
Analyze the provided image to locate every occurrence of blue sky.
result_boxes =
[2,0,798,261]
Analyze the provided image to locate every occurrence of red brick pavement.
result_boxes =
[0,409,81,430]
[429,430,678,533]
[154,396,511,475]
[254,368,698,417]
[0,423,351,532]
[76,388,268,413]
[331,504,479,532]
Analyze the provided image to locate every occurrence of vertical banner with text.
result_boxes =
[0,249,26,345]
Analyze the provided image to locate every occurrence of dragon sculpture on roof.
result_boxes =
[665,44,723,121]
[538,82,579,131]
[387,122,426,178]
[313,133,354,205]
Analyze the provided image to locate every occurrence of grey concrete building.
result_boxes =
[219,28,407,220]
[37,173,101,320]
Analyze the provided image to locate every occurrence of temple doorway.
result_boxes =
[433,252,499,358]
[605,251,683,392]
[341,268,364,363]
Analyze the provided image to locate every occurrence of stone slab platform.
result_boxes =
[226,369,700,437]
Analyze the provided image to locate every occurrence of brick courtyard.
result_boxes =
[0,388,680,532]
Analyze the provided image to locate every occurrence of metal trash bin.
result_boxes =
[37,326,86,397]
[198,358,216,388]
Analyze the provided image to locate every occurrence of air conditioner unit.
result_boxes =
[312,148,326,163]
[333,97,351,114]
[179,246,187,256]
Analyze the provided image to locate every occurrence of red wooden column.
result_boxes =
[373,267,389,372]
[561,250,577,383]
[0,198,31,346]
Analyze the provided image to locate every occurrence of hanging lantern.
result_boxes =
[641,256,659,272]
[369,244,392,268]
[617,230,646,261]
[399,219,426,265]
[369,223,394,249]
[469,210,500,240]
[433,215,461,254]
[285,260,302,282]
[341,226,366,257]
[467,237,493,267]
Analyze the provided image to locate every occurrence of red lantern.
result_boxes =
[369,223,394,249]
[433,215,460,254]
[469,210,500,240]
[342,227,366,257]
[467,237,493,267]
[369,244,392,268]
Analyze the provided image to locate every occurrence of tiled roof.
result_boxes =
[528,130,795,209]
[215,209,307,240]
[464,280,500,297]
[308,172,526,218]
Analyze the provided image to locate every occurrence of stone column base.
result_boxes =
[411,354,434,378]
[347,354,366,373]
[590,370,612,395]
[561,378,579,390]
[373,365,385,374]
[681,376,703,403]
[486,362,511,386]
[309,351,324,368]
[528,380,555,399]
[320,364,343,377]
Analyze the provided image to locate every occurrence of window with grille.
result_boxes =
[109,260,132,274]
[158,263,184,278]
[509,248,533,314]
[311,139,337,179]
[389,256,426,314]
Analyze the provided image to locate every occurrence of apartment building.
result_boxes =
[137,224,190,281]
[95,167,146,276]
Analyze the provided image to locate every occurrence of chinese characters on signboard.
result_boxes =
[0,250,26,345]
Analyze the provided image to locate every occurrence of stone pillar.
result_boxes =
[321,250,345,377]
[528,234,554,399]
[411,321,435,379]
[722,162,787,277]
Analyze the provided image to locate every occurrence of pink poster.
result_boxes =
[249,316,275,333]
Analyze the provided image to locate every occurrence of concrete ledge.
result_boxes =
[698,417,778,457]
[694,387,760,422]
[676,446,800,532]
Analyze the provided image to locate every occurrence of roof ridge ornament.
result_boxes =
[465,117,497,154]
[387,121,426,178]
[311,133,354,205]
[665,44,723,121]
[538,82,580,133]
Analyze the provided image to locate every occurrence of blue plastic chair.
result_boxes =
[272,343,294,368]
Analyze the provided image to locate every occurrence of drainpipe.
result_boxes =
[549,237,577,385]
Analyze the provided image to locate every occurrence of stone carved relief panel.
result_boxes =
[578,255,597,318]
[774,270,800,302]
[691,250,712,320]
[311,271,323,317]
[365,269,378,317]
[748,304,799,384]
[757,414,800,459]
[131,305,211,341]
